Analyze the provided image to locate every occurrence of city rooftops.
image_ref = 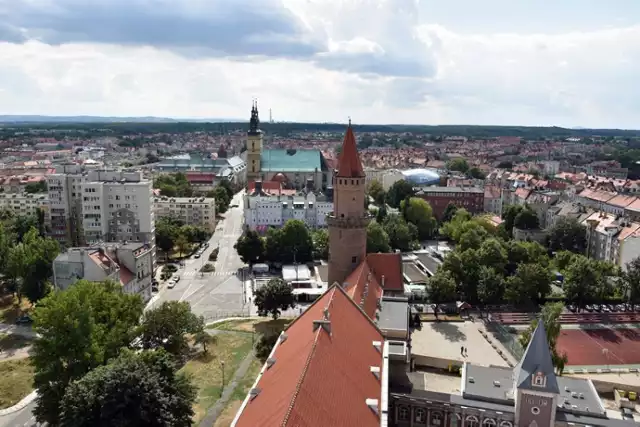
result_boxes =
[260,149,326,173]
[415,186,484,194]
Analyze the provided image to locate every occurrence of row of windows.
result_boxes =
[396,408,513,427]
[336,178,363,186]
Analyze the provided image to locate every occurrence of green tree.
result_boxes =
[458,227,487,252]
[518,302,568,374]
[563,255,599,310]
[366,221,391,253]
[367,179,386,205]
[505,263,552,305]
[514,207,539,230]
[385,180,415,208]
[312,229,329,260]
[400,197,437,240]
[447,158,469,173]
[502,204,524,236]
[375,204,388,223]
[467,167,485,179]
[21,228,59,303]
[279,220,313,263]
[547,217,587,254]
[621,257,640,308]
[441,203,458,224]
[440,208,473,241]
[218,178,235,201]
[477,266,504,311]
[213,186,231,214]
[174,234,190,257]
[24,180,47,194]
[264,227,285,263]
[32,280,144,425]
[478,238,508,273]
[234,230,265,265]
[11,214,38,242]
[155,218,179,260]
[140,301,205,358]
[254,278,295,319]
[383,214,417,252]
[59,349,196,427]
[553,250,577,272]
[427,270,457,315]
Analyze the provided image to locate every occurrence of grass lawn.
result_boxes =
[0,333,32,352]
[213,357,263,427]
[0,358,34,409]
[181,332,254,424]
[0,294,32,324]
[208,318,292,335]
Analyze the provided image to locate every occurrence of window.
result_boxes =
[499,422,512,427]
[351,256,357,264]
[482,419,496,427]
[531,372,546,387]
[450,414,462,427]
[431,411,442,426]
[398,406,409,422]
[465,416,479,427]
[531,407,540,415]
[415,408,426,423]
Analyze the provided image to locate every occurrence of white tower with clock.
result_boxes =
[512,322,560,427]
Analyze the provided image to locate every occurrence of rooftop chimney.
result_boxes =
[366,398,379,416]
[254,180,263,195]
[313,319,331,334]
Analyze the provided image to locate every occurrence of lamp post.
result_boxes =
[221,360,226,396]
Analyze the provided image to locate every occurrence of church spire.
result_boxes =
[336,119,365,178]
[249,100,261,135]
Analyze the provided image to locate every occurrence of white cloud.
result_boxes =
[0,0,639,127]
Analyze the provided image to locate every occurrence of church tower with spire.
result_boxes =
[246,100,262,183]
[328,121,370,286]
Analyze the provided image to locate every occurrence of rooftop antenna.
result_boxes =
[269,108,273,124]
[348,116,351,126]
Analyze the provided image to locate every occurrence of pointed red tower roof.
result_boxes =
[336,120,365,178]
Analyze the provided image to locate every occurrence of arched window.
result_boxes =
[499,422,512,427]
[431,411,443,426]
[398,406,409,421]
[482,419,496,427]
[415,408,426,423]
[465,416,479,427]
[451,414,462,427]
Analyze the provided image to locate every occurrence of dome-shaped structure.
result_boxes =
[272,172,288,183]
[402,168,441,185]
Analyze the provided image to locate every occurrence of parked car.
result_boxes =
[194,253,201,259]
[15,315,33,325]
[167,281,176,289]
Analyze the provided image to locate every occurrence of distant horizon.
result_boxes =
[1,114,639,131]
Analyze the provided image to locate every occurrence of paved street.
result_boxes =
[149,190,248,321]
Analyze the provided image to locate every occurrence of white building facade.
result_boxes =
[47,166,155,265]
[0,192,49,218]
[244,192,333,231]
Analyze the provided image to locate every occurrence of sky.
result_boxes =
[1,0,640,127]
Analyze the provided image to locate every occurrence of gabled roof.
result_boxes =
[343,253,404,318]
[336,124,365,178]
[233,284,384,427]
[513,321,559,394]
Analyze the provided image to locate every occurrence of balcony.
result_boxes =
[326,214,371,229]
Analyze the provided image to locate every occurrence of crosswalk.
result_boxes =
[182,270,235,278]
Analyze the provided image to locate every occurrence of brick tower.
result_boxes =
[327,121,370,286]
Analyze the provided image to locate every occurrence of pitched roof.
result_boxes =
[343,253,404,318]
[233,285,384,427]
[336,124,365,178]
[261,149,324,173]
[513,321,559,394]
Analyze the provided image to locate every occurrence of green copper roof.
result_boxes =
[261,149,326,172]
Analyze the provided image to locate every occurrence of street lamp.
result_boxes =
[221,361,226,396]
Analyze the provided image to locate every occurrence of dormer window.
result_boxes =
[532,371,546,387]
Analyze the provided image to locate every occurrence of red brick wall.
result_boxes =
[417,192,485,220]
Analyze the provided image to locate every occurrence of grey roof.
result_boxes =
[514,321,560,394]
[377,298,409,331]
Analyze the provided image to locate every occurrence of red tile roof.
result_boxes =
[343,253,404,318]
[336,124,365,178]
[233,285,384,427]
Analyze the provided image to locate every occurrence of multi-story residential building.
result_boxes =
[0,192,49,218]
[483,185,502,216]
[153,196,216,232]
[243,180,333,231]
[52,242,154,303]
[365,168,404,190]
[415,186,484,220]
[47,166,155,265]
[156,154,246,188]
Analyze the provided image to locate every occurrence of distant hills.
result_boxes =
[0,115,241,124]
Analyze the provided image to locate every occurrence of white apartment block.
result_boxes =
[365,168,404,191]
[244,191,333,231]
[582,211,640,270]
[47,165,155,266]
[53,243,154,303]
[153,196,216,232]
[0,192,49,218]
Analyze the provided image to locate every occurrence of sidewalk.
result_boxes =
[0,346,31,362]
[0,391,37,417]
[0,324,37,339]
